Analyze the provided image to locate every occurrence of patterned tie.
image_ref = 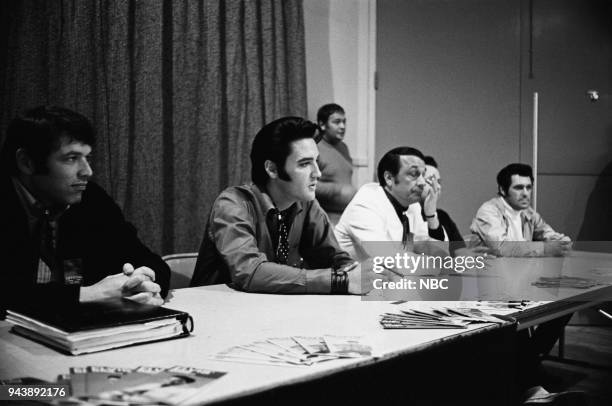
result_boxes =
[37,210,60,282]
[275,209,290,264]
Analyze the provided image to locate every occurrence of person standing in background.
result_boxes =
[315,103,356,224]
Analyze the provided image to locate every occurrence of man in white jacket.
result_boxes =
[335,147,446,261]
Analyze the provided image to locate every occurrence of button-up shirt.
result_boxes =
[12,178,67,283]
[191,184,354,293]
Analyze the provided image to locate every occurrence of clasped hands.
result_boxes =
[544,232,572,256]
[79,263,164,306]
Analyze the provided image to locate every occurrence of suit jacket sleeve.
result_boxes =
[72,183,171,298]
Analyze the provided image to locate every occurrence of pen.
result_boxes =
[598,309,612,321]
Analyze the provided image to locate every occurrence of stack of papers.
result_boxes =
[212,335,372,366]
[380,307,504,329]
[532,276,606,289]
[471,301,540,316]
[4,365,226,405]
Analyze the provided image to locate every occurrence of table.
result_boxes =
[0,285,516,405]
[3,251,610,405]
[366,250,612,329]
[511,250,612,329]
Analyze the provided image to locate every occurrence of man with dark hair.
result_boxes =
[422,156,465,255]
[191,116,384,294]
[470,162,571,256]
[335,147,447,261]
[314,103,356,223]
[472,163,579,402]
[0,106,170,315]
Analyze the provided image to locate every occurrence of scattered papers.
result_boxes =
[532,276,607,289]
[590,268,612,277]
[212,336,372,366]
[380,307,504,329]
[60,365,226,405]
[471,301,544,316]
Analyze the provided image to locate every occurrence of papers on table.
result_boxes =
[60,365,226,405]
[532,276,607,289]
[380,307,505,329]
[212,336,372,367]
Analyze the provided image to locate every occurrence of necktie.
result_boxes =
[38,210,60,282]
[275,209,290,264]
[401,214,412,249]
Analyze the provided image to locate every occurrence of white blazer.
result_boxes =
[334,183,444,261]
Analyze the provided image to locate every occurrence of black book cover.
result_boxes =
[9,298,191,333]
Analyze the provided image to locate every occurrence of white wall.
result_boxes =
[376,0,522,235]
[303,0,376,186]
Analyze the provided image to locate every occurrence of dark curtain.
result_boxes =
[0,0,307,255]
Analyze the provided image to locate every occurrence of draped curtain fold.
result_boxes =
[0,0,307,255]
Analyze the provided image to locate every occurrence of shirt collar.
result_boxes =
[251,184,303,219]
[383,188,408,221]
[500,196,522,216]
[499,195,533,221]
[12,177,69,219]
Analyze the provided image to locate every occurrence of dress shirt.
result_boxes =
[191,184,354,293]
[383,189,445,241]
[501,198,526,242]
[12,178,67,283]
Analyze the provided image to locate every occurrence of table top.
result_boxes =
[476,250,612,328]
[1,250,610,404]
[0,285,503,405]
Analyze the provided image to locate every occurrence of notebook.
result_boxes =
[6,298,193,355]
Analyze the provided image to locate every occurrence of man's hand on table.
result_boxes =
[79,263,164,306]
[543,239,572,257]
[346,259,396,295]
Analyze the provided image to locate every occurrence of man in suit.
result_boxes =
[334,146,447,261]
[191,116,389,294]
[0,106,169,315]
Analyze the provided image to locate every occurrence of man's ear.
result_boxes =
[498,186,506,197]
[264,160,278,180]
[318,121,326,132]
[383,170,394,188]
[15,148,36,175]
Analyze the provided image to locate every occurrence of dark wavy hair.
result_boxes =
[316,103,345,125]
[377,146,425,186]
[250,117,320,187]
[1,106,94,175]
[496,163,534,194]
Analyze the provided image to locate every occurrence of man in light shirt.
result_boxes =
[470,163,571,257]
[471,163,574,394]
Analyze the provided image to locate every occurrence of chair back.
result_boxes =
[162,253,198,290]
